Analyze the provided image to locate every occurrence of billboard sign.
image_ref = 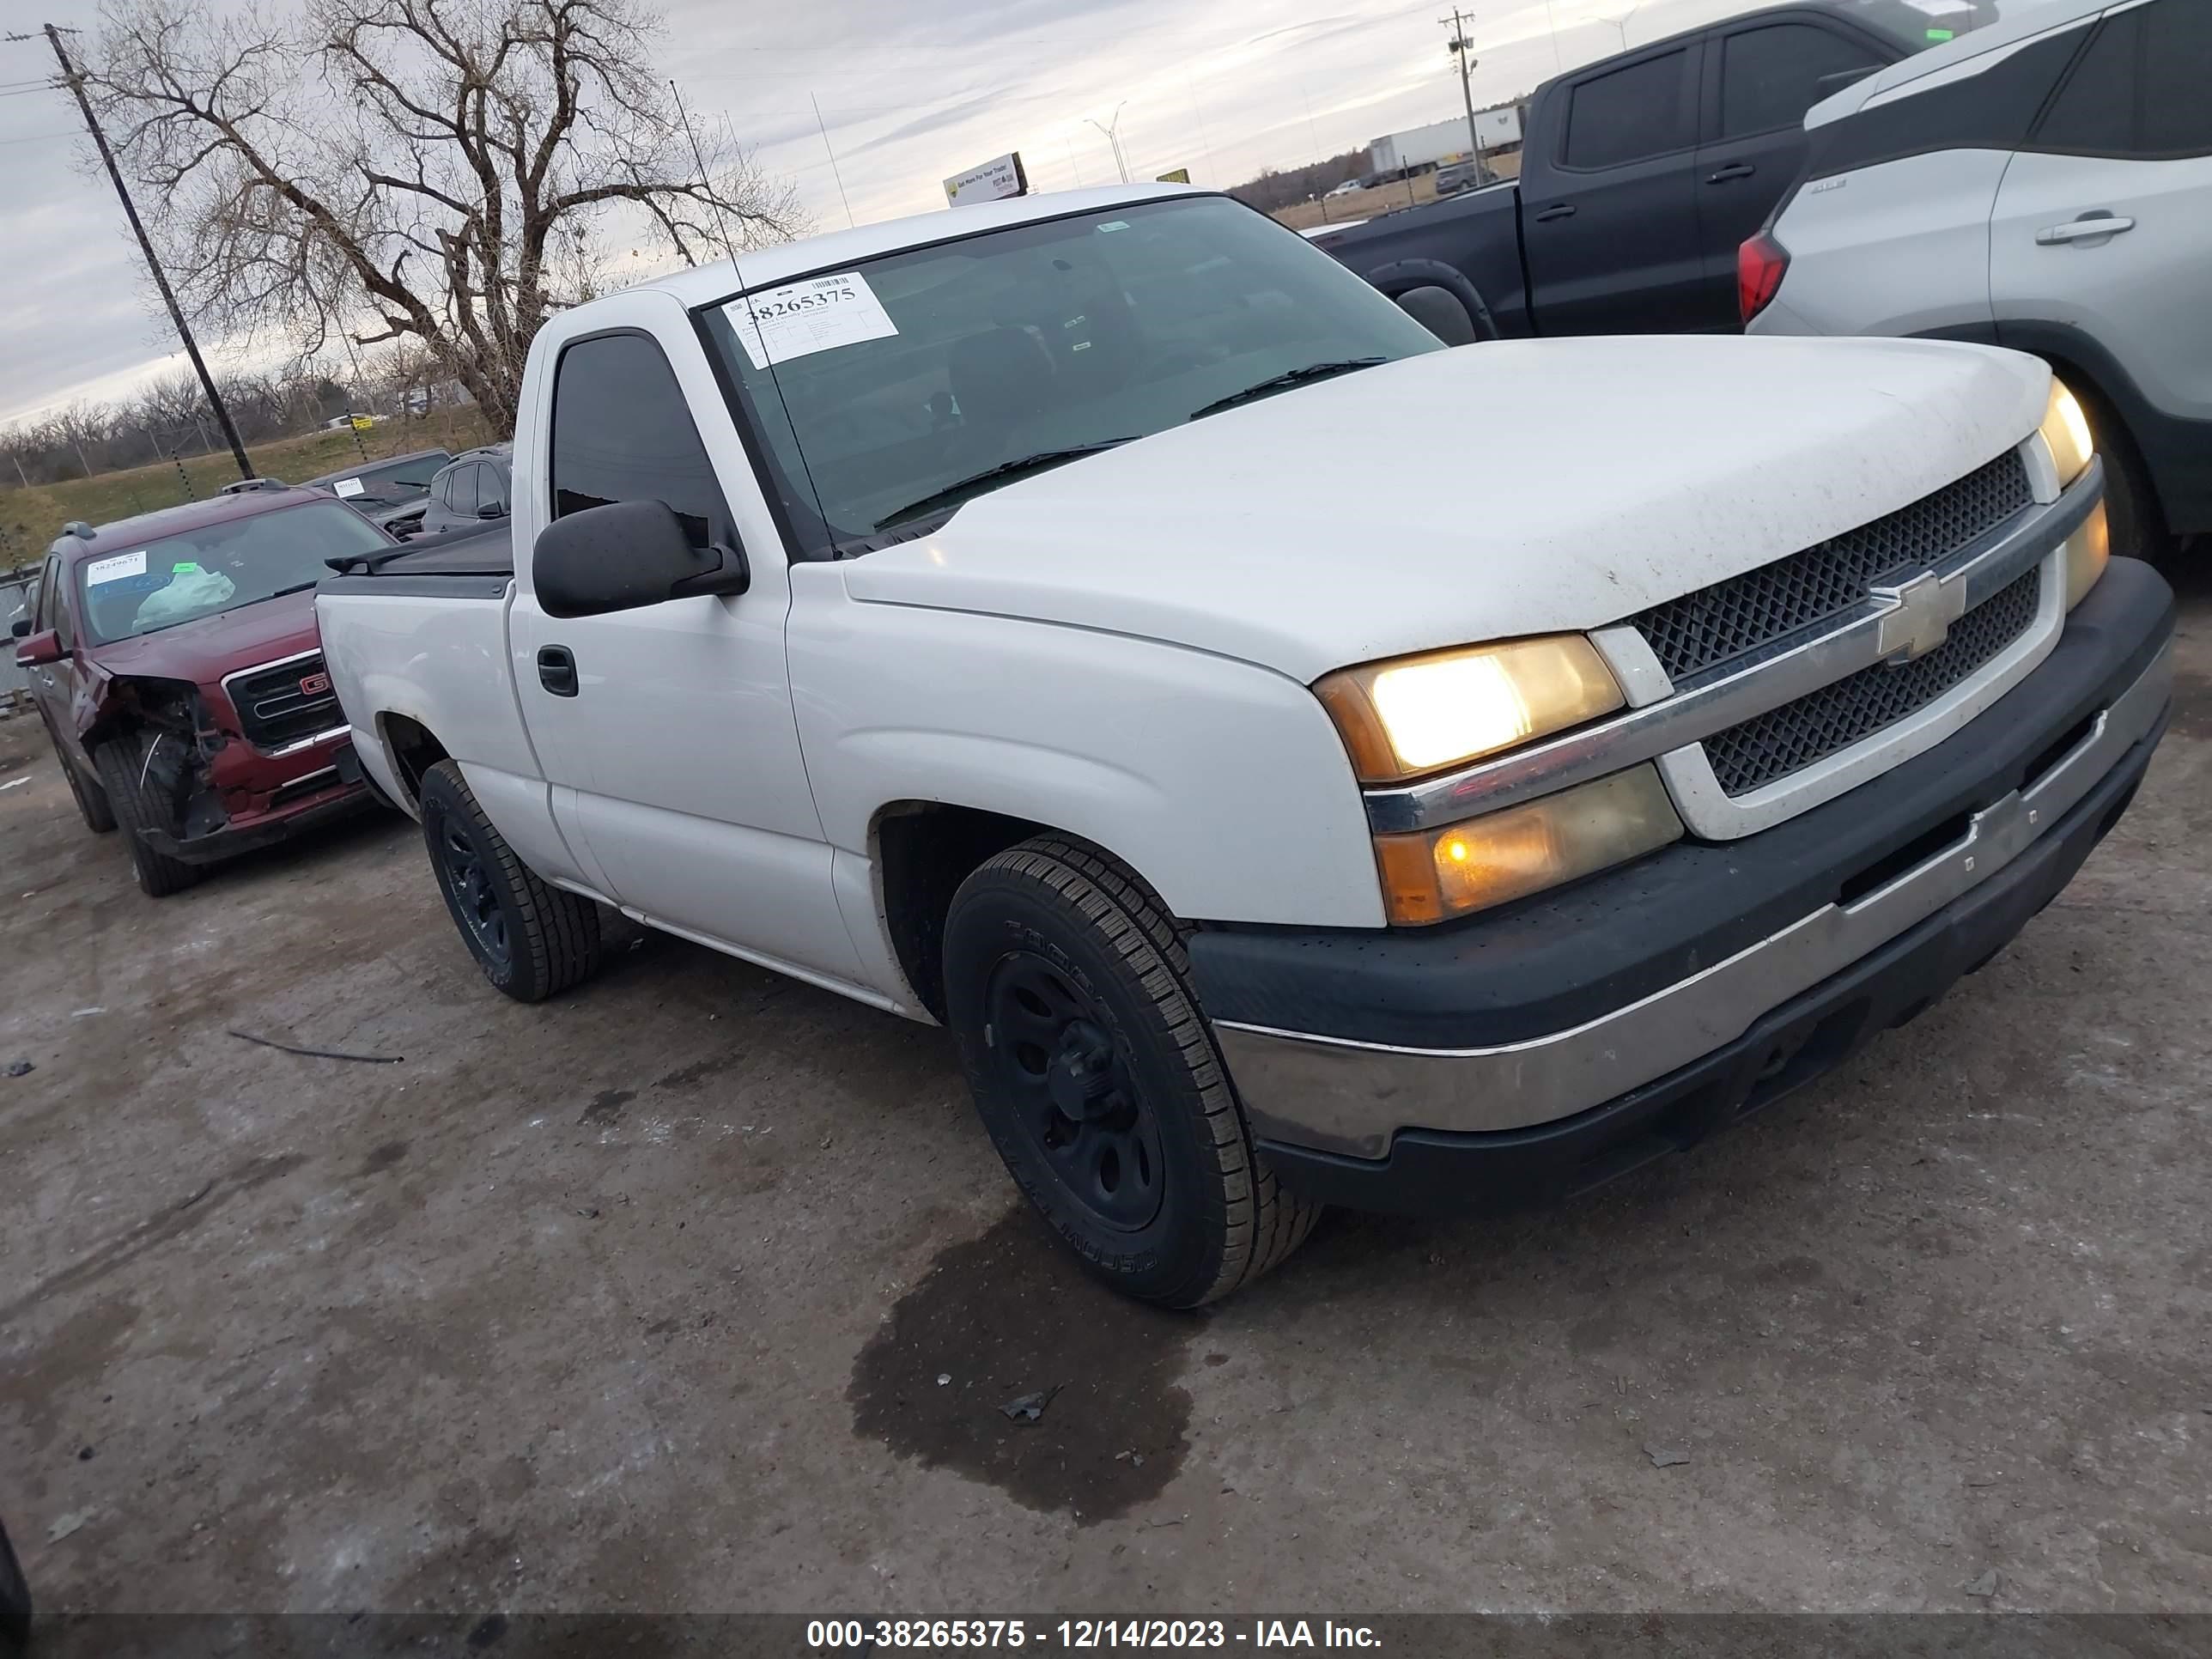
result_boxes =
[1156,167,1191,184]
[944,153,1029,207]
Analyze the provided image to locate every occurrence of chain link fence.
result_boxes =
[1,568,37,718]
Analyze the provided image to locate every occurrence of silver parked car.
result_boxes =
[1745,0,2212,556]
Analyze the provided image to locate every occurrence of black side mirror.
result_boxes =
[8,618,30,639]
[533,499,749,620]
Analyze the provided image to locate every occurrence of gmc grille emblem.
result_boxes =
[300,672,332,696]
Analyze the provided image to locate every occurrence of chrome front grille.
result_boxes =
[1701,568,2042,798]
[227,652,340,751]
[1632,451,2034,685]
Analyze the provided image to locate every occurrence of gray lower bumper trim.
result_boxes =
[1215,641,2172,1159]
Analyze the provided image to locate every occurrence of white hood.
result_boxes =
[841,334,2048,684]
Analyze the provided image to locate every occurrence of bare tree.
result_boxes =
[85,0,804,432]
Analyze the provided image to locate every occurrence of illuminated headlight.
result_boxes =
[2040,379,2095,487]
[1370,766,1684,925]
[1315,635,1625,784]
[2063,501,2109,611]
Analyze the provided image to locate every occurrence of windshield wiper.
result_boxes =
[1189,357,1387,421]
[873,441,1139,531]
[268,580,322,599]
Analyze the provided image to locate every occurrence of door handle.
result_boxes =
[537,645,579,697]
[2036,213,2135,245]
[1707,161,1757,184]
[1534,203,1577,223]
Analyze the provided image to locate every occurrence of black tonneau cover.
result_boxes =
[322,523,514,598]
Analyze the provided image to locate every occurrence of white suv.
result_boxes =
[1745,0,2211,556]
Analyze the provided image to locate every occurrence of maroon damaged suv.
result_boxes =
[10,489,390,896]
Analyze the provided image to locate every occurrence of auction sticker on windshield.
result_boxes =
[332,478,365,498]
[725,272,899,369]
[85,550,148,586]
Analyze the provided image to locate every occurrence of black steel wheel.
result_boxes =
[985,949,1168,1233]
[438,818,512,972]
[943,836,1319,1308]
[418,760,601,1003]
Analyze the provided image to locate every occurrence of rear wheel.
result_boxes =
[942,836,1318,1308]
[92,734,200,898]
[419,760,601,1002]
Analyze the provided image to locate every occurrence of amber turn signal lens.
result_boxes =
[2063,499,2109,611]
[1373,765,1684,925]
[1316,635,1626,785]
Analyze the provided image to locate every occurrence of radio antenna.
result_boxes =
[670,78,742,271]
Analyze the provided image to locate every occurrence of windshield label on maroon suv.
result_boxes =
[85,550,148,586]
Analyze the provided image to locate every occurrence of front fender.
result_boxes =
[788,589,1386,931]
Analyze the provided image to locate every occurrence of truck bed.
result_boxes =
[324,523,514,598]
[1311,180,1532,339]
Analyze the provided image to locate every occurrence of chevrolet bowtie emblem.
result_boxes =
[1872,571,1966,664]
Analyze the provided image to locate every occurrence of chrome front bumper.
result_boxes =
[1214,639,2172,1161]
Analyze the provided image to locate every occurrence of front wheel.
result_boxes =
[0,1514,28,1652]
[50,726,115,835]
[92,734,199,897]
[418,760,601,1002]
[942,837,1318,1308]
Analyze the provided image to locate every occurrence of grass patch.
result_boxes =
[1,407,497,569]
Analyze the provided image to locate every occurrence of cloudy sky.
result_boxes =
[0,0,1790,427]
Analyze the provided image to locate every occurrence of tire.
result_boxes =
[418,760,600,1002]
[92,734,201,897]
[942,836,1319,1308]
[0,1515,27,1653]
[49,725,114,834]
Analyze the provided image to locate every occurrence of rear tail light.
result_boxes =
[1738,232,1790,325]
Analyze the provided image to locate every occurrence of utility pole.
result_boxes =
[1442,11,1490,184]
[17,23,253,480]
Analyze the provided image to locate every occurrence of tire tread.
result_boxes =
[92,733,200,896]
[969,836,1318,1305]
[422,760,600,1000]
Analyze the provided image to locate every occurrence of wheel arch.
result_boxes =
[1920,318,2200,538]
[374,712,452,814]
[870,801,1167,1024]
[1360,257,1501,343]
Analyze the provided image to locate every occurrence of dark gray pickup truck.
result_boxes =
[1316,1,1993,340]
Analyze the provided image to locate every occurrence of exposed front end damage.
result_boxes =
[77,664,368,865]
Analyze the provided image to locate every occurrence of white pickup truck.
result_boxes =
[319,185,2174,1306]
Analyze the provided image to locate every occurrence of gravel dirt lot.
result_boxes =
[2,562,2208,1620]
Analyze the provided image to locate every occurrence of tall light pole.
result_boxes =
[1440,11,1488,183]
[1086,102,1130,185]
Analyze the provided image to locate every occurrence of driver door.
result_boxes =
[507,297,866,990]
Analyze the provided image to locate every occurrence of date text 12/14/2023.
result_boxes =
[805,1621,1382,1649]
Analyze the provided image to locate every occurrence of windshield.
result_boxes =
[76,501,388,644]
[1838,0,2004,51]
[699,195,1441,554]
